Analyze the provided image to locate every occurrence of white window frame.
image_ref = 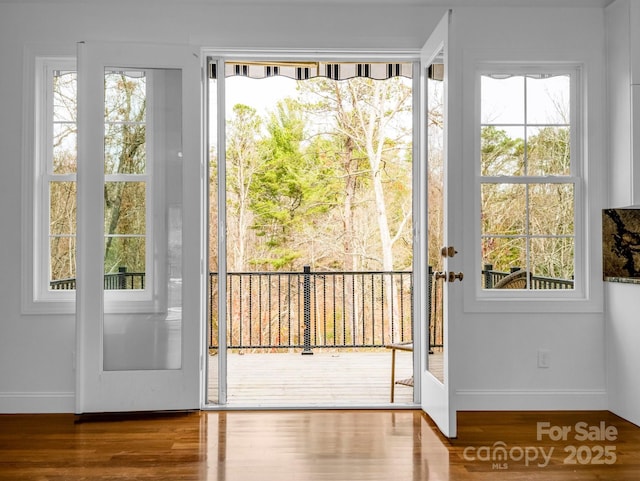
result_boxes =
[22,54,77,314]
[473,63,586,303]
[22,52,163,314]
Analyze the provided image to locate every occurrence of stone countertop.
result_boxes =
[604,276,640,284]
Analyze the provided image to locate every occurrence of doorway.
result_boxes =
[206,57,418,407]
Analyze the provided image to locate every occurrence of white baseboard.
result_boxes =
[455,388,608,411]
[0,392,75,413]
[0,389,611,414]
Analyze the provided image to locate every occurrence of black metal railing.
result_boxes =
[50,264,574,354]
[482,264,574,289]
[209,267,414,353]
[49,267,145,290]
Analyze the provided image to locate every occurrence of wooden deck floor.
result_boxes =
[207,350,443,406]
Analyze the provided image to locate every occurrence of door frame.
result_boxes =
[203,49,427,409]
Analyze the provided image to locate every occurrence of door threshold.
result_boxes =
[201,403,419,411]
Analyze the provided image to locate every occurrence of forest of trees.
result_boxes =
[208,74,417,348]
[49,70,148,284]
[212,75,415,275]
[46,67,576,349]
[215,72,574,283]
[48,69,574,289]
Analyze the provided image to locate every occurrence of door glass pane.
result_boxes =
[103,68,183,371]
[427,59,444,383]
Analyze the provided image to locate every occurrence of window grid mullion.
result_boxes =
[479,68,577,292]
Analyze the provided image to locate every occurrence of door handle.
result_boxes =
[434,271,447,281]
[440,246,458,258]
[448,271,463,283]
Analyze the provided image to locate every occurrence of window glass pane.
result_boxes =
[104,123,146,174]
[528,184,574,235]
[50,181,77,235]
[41,63,78,296]
[526,126,570,176]
[481,126,524,176]
[53,123,77,174]
[482,236,526,276]
[53,71,76,122]
[530,237,574,288]
[103,236,146,283]
[104,181,146,235]
[49,236,76,288]
[526,75,570,124]
[481,183,526,235]
[481,75,524,124]
[53,70,77,175]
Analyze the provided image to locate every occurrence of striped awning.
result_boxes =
[209,61,412,81]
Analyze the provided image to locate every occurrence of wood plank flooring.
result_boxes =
[1,410,639,480]
[207,350,443,406]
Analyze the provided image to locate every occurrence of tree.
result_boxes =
[103,72,147,274]
[299,76,413,341]
[250,98,338,269]
[427,78,444,271]
[480,125,574,280]
[226,104,263,271]
[50,70,78,281]
[300,77,413,272]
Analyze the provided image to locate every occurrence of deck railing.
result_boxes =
[482,264,574,290]
[49,267,145,290]
[49,265,573,354]
[209,267,414,353]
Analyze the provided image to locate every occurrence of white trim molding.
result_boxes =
[456,388,608,411]
[0,391,75,413]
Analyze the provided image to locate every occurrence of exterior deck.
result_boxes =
[207,350,443,406]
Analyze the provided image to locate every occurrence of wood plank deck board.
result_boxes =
[207,350,443,406]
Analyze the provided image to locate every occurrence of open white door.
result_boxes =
[418,10,460,438]
[75,42,203,413]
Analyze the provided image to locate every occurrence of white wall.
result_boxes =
[605,0,640,427]
[451,6,608,412]
[0,1,611,414]
[0,0,443,413]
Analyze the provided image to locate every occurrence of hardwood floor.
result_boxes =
[1,410,639,480]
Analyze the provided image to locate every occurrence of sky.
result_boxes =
[225,75,298,116]
[209,75,298,142]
